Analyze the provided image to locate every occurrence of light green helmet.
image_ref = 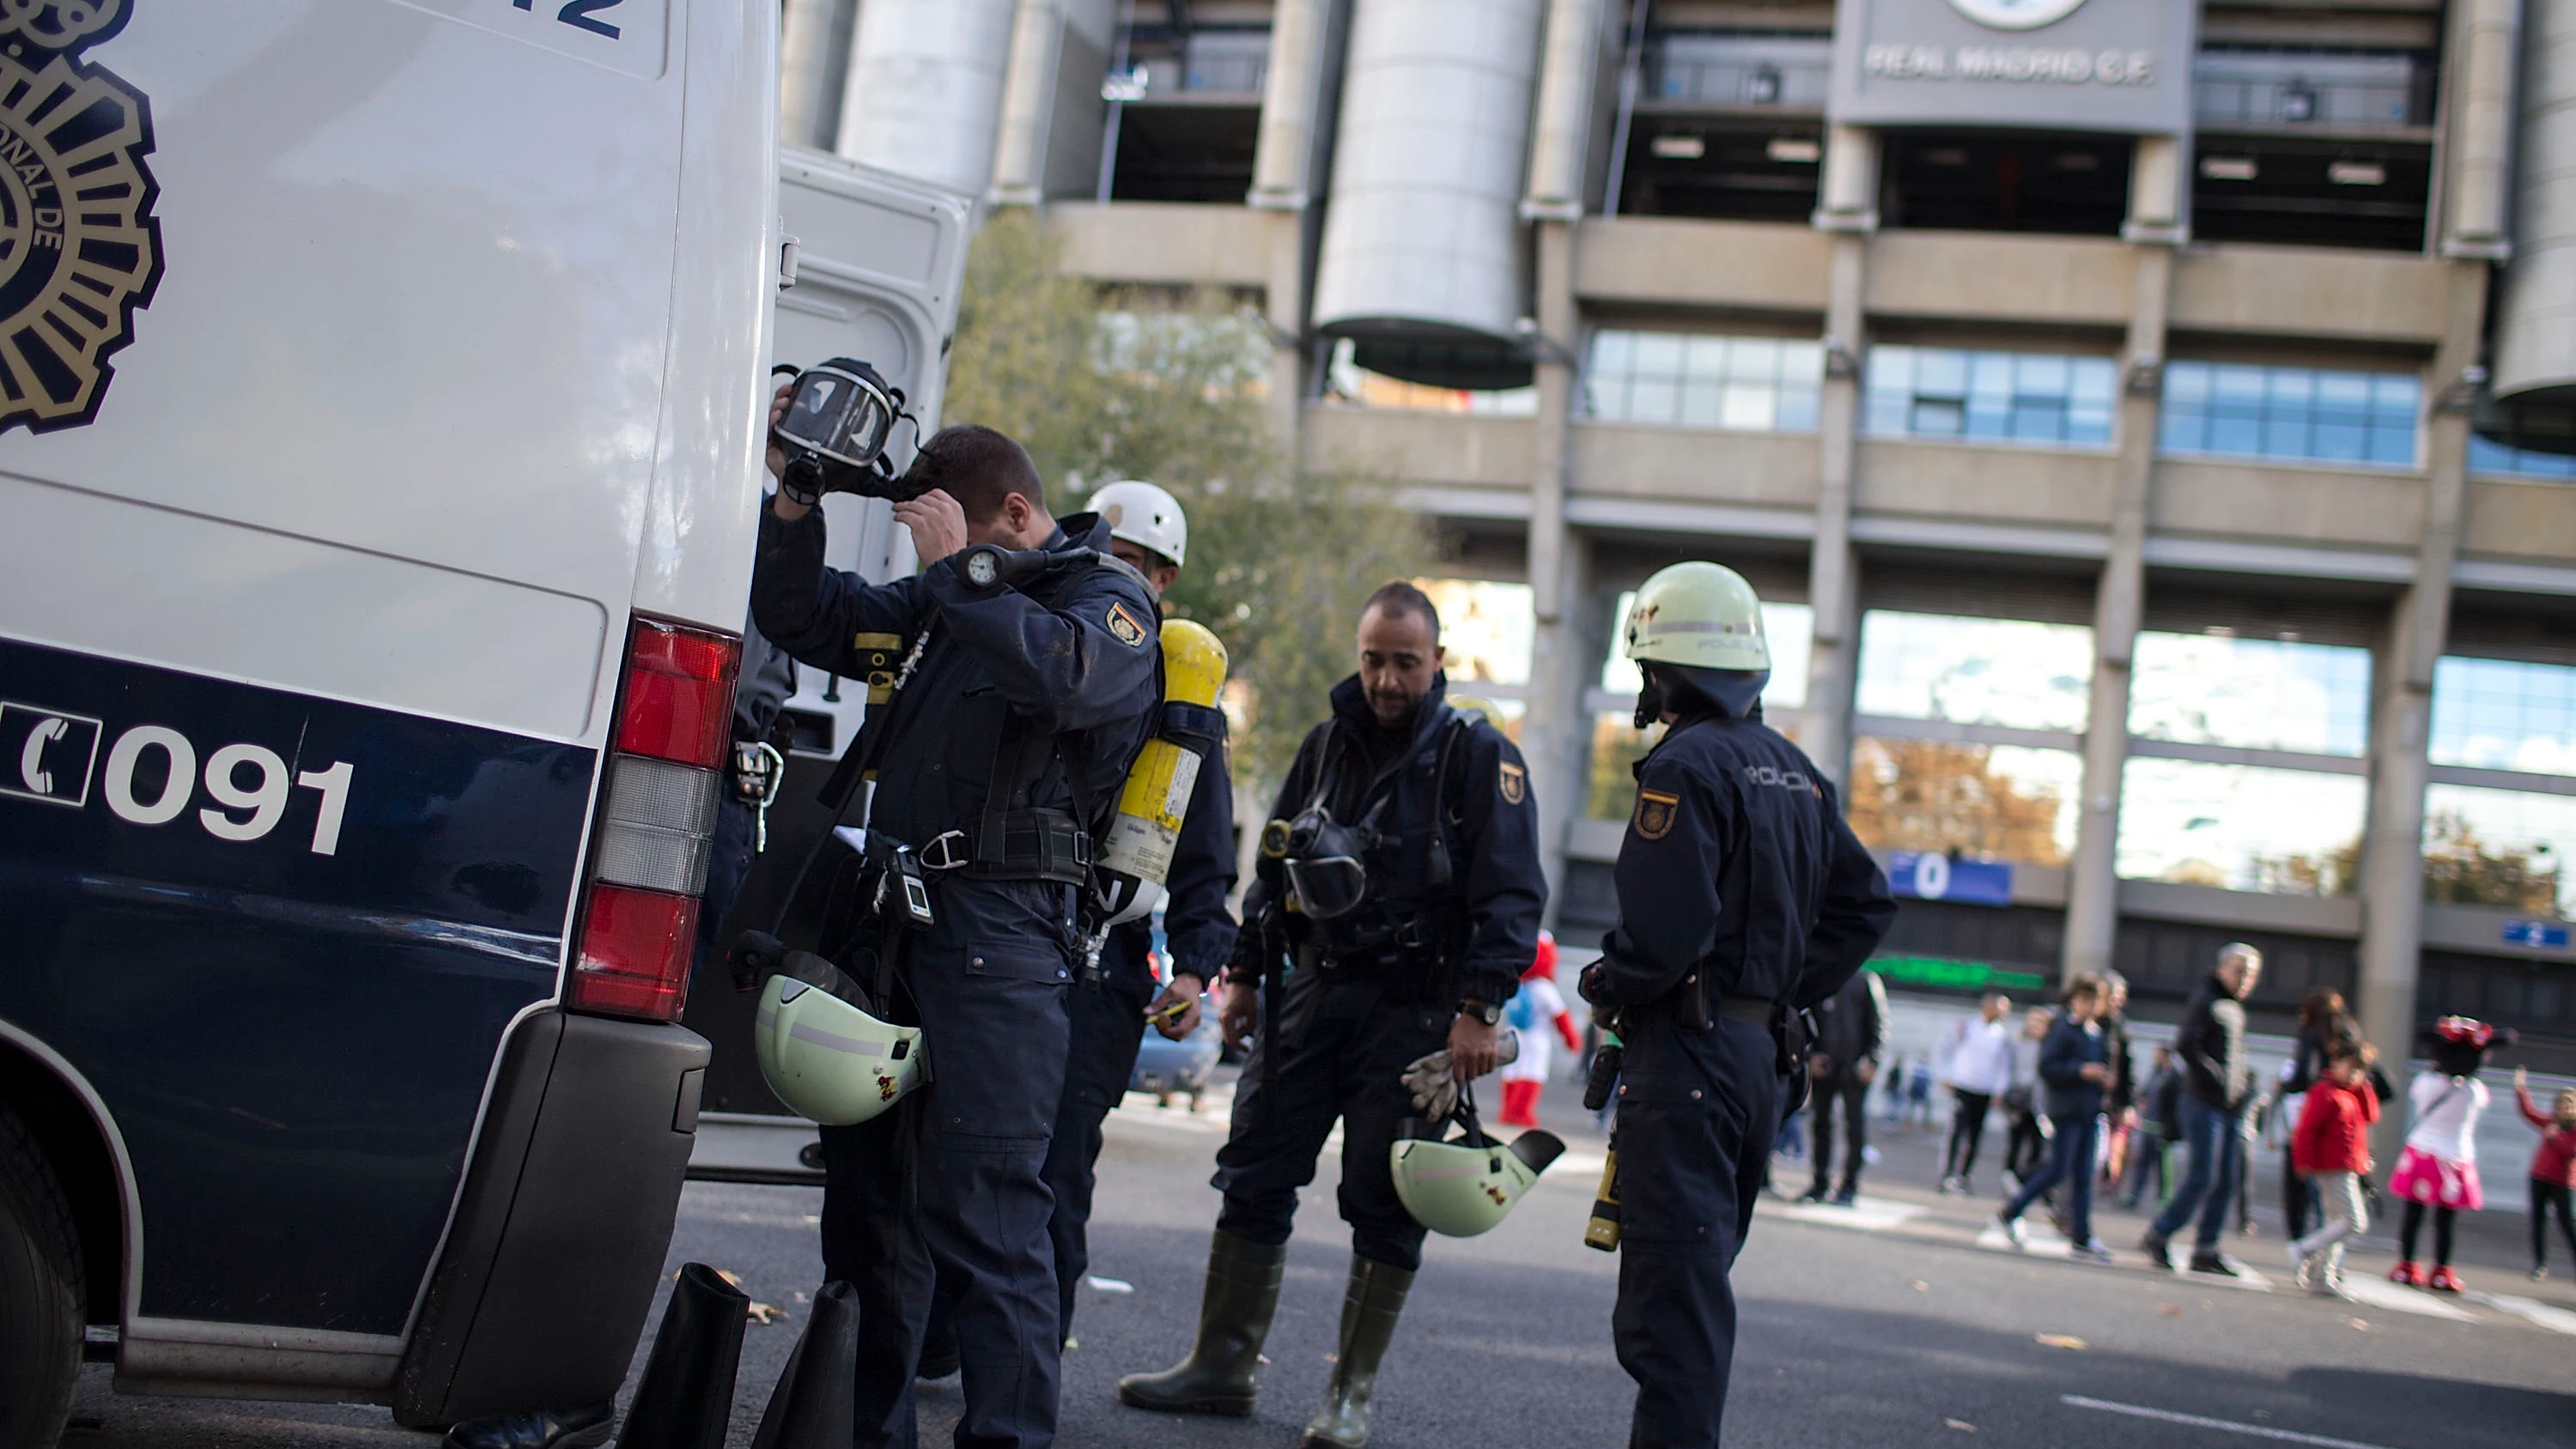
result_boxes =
[753,957,925,1126]
[1624,561,1770,672]
[1390,1119,1566,1238]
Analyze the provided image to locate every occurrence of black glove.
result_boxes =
[728,931,788,994]
[1578,961,1613,1009]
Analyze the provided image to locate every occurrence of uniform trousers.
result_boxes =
[817,876,1075,1449]
[1608,1013,1783,1449]
[1211,969,1450,1272]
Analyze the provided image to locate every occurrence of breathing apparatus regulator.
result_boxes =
[739,937,925,1126]
[769,358,922,507]
[1390,1093,1565,1238]
[1262,804,1377,922]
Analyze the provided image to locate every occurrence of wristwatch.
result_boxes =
[1458,998,1502,1026]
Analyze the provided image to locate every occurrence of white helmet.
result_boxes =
[753,957,924,1125]
[1088,479,1188,571]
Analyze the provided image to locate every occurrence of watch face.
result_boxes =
[1945,0,2088,30]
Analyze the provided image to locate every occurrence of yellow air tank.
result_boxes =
[1097,619,1229,918]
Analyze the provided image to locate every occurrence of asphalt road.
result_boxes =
[58,1075,2576,1448]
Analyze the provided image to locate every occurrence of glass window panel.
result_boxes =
[2010,400,2069,441]
[1630,378,1679,421]
[1777,386,1820,433]
[1588,713,1660,821]
[2213,365,2269,405]
[1963,395,2011,439]
[2367,424,2415,467]
[1779,343,1823,385]
[2160,406,2205,452]
[2166,362,2211,404]
[2116,759,2368,896]
[1917,349,1969,398]
[1868,344,1915,395]
[1966,353,2014,402]
[2016,354,2070,397]
[1847,737,2081,864]
[1855,610,2093,731]
[1727,336,1781,379]
[1678,379,1726,429]
[1717,383,1774,431]
[1863,394,1911,436]
[2071,359,2117,406]
[1683,333,1733,380]
[2311,421,2368,462]
[1416,579,1534,687]
[1631,331,1685,376]
[2372,374,2422,413]
[2131,632,2372,755]
[2470,435,2576,480]
[2431,656,2576,775]
[2069,402,2115,446]
[1913,399,1967,435]
[2208,410,2265,455]
[2423,785,2576,919]
[1589,329,1633,377]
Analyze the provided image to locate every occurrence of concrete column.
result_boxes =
[835,0,1019,197]
[988,0,1070,206]
[1524,219,1584,919]
[779,0,852,150]
[2358,263,2488,1160]
[1249,0,1335,209]
[2064,138,2182,983]
[2439,0,2521,260]
[1802,126,1876,787]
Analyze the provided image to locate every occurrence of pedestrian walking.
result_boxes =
[1881,1054,1910,1126]
[1500,933,1583,1128]
[1905,1056,1936,1131]
[1936,994,2016,1195]
[2391,1016,2512,1293]
[2515,1067,2576,1281]
[1119,582,1546,1449]
[1992,976,2117,1263]
[1575,561,1895,1448]
[2285,1041,2379,1300]
[2098,973,2137,1195]
[2117,1046,2181,1209]
[1803,969,1888,1205]
[2001,1007,2055,1192]
[2141,943,2263,1276]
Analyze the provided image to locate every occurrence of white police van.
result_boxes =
[0,3,962,1442]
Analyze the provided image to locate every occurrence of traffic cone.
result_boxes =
[617,1262,750,1449]
[749,1281,858,1449]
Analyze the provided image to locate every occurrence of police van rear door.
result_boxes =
[683,147,969,1183]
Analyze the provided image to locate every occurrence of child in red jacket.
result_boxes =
[2286,1043,2382,1300]
[2515,1067,2576,1281]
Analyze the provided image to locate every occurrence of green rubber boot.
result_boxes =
[1299,1254,1414,1449]
[1115,1230,1285,1416]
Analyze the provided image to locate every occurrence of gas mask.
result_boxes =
[1273,805,1375,921]
[770,358,921,506]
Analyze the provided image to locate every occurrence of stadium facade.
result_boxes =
[778,0,2576,1059]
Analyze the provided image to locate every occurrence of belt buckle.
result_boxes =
[919,829,969,871]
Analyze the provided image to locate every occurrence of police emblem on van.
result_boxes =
[0,2,161,436]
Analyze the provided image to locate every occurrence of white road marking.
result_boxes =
[2062,1394,2404,1449]
[2329,1275,2475,1321]
[1771,1194,1927,1231]
[2468,1291,2576,1336]
[1975,1221,2071,1258]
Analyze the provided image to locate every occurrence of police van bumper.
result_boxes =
[389,1009,709,1430]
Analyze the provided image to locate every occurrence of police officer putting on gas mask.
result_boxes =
[750,397,1162,1449]
[1119,582,1545,1449]
[1575,562,1895,1449]
[912,480,1238,1376]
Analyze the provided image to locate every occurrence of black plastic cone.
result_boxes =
[748,1280,858,1449]
[617,1262,751,1449]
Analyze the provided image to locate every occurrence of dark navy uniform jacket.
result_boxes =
[1242,673,1545,1009]
[1100,724,1238,991]
[1592,708,1894,1013]
[749,506,1162,852]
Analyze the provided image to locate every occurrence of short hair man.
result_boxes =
[2143,943,2264,1275]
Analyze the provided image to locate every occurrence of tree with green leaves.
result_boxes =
[942,209,1431,792]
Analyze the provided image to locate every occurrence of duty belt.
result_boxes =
[1717,993,1774,1025]
[919,807,1091,886]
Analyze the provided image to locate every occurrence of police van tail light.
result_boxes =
[569,617,740,1022]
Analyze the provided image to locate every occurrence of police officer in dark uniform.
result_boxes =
[1576,561,1894,1449]
[914,480,1236,1377]
[1119,581,1544,1449]
[752,421,1162,1449]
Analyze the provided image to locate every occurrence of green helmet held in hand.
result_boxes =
[1389,1104,1566,1239]
[1623,560,1772,722]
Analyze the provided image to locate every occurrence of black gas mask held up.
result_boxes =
[770,358,923,506]
[1264,805,1376,921]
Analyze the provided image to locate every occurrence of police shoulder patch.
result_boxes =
[1497,760,1526,805]
[1106,601,1150,647]
[1632,788,1681,841]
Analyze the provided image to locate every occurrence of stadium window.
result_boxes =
[2130,632,2372,758]
[1584,330,1823,432]
[2116,759,2368,897]
[1862,346,2117,451]
[1854,610,2093,733]
[2160,361,2420,468]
